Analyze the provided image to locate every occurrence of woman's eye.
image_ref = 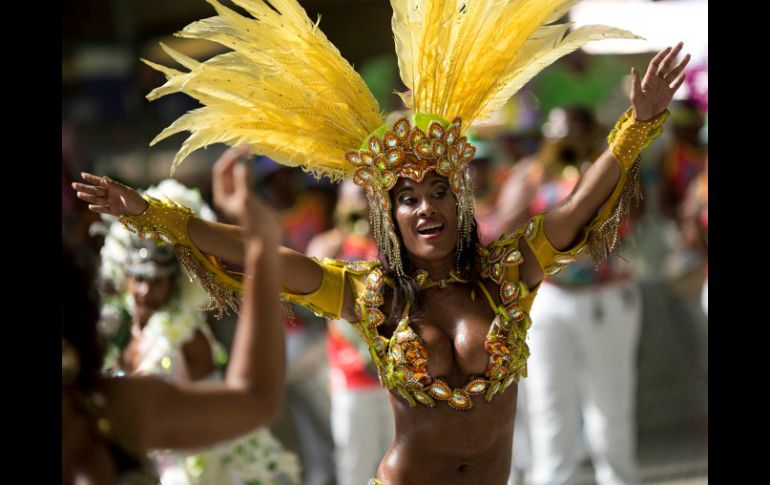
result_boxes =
[433,190,446,198]
[399,196,415,206]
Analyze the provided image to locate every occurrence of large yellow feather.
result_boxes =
[390,0,641,127]
[145,0,384,179]
[476,25,642,121]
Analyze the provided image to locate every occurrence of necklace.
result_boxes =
[412,268,467,290]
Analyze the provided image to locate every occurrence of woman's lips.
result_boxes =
[416,222,445,239]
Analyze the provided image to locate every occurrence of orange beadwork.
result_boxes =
[346,117,475,196]
[427,379,452,401]
[465,378,488,396]
[448,389,473,411]
[353,230,533,411]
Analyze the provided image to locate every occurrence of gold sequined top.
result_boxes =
[282,214,585,411]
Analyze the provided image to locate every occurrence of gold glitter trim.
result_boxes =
[176,247,240,318]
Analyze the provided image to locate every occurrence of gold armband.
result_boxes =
[119,195,195,247]
[608,107,669,171]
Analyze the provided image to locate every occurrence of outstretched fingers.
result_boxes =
[670,71,687,92]
[657,42,684,76]
[665,53,691,84]
[80,172,109,188]
[76,192,106,205]
[647,46,672,79]
[88,205,112,214]
[631,66,643,97]
[71,182,106,197]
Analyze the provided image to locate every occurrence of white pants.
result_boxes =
[508,383,531,485]
[330,386,395,485]
[524,280,642,485]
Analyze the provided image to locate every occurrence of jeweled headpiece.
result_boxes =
[144,0,638,274]
[345,115,476,274]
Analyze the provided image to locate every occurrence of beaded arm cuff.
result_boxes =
[583,108,668,265]
[119,195,242,317]
[608,108,668,168]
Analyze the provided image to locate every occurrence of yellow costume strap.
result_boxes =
[522,214,584,278]
[119,195,242,317]
[280,258,380,321]
[280,259,346,320]
[478,230,534,383]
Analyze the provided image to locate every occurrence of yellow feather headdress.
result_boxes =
[145,0,640,274]
[145,0,384,180]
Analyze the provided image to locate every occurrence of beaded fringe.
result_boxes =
[369,202,404,276]
[586,156,642,266]
[176,247,239,318]
[281,301,296,325]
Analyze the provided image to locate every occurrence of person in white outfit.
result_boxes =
[526,278,641,485]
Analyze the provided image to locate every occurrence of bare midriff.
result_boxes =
[377,383,518,484]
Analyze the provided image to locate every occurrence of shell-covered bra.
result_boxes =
[282,214,585,411]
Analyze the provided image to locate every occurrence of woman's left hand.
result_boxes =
[631,42,691,121]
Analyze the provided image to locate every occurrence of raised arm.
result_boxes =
[543,43,690,251]
[98,148,289,450]
[74,172,246,265]
[73,150,324,301]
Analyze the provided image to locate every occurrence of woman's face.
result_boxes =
[392,171,459,266]
[128,274,175,321]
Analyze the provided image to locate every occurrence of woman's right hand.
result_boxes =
[72,173,148,217]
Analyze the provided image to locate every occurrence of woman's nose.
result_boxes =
[136,281,150,297]
[417,197,437,217]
